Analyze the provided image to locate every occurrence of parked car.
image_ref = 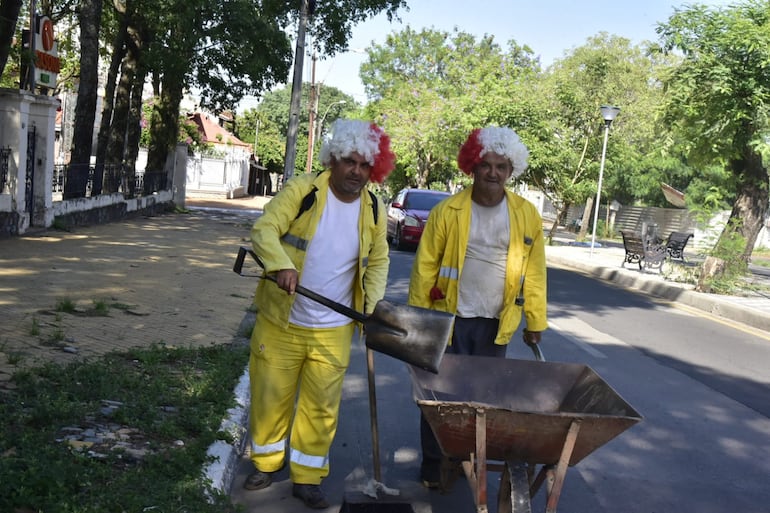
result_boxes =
[387,188,451,250]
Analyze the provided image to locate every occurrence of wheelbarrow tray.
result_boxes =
[409,353,642,467]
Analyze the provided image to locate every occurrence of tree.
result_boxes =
[0,0,23,79]
[236,83,356,177]
[656,1,770,261]
[142,0,407,192]
[529,33,668,240]
[361,27,539,191]
[64,0,104,199]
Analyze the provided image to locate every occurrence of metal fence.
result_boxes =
[52,164,166,200]
[0,147,10,193]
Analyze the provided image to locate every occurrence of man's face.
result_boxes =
[472,152,513,196]
[328,151,372,202]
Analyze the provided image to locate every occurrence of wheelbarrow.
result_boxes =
[409,352,642,513]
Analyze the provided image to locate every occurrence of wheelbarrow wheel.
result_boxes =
[498,461,532,513]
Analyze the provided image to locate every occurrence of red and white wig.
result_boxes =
[319,119,396,183]
[457,126,529,178]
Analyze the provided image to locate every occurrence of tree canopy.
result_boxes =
[656,0,770,258]
[236,83,357,176]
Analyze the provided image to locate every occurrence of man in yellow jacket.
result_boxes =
[408,126,547,488]
[245,119,395,509]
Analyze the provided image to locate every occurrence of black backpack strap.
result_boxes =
[295,186,318,220]
[295,186,378,224]
[368,190,379,225]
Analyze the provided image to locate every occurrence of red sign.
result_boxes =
[41,18,54,51]
[33,15,60,86]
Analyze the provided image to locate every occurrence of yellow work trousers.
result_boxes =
[248,313,354,484]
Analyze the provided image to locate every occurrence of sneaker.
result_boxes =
[421,479,440,489]
[292,483,330,509]
[243,470,272,491]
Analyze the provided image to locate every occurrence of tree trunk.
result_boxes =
[124,65,147,198]
[721,148,769,260]
[0,0,23,78]
[547,202,570,242]
[65,0,104,199]
[145,80,182,193]
[696,256,726,293]
[94,18,127,194]
[105,48,135,193]
[578,196,593,240]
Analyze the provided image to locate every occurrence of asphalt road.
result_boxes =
[230,241,770,513]
[381,247,770,513]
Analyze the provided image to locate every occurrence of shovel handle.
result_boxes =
[234,247,369,324]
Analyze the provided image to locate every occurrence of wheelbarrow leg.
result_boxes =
[544,419,582,513]
[498,461,532,513]
[460,408,489,513]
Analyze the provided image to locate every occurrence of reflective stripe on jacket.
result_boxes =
[407,187,547,345]
[251,171,389,327]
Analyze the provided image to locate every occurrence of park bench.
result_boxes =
[620,230,667,272]
[665,231,694,263]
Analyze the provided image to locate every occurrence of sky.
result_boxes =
[238,0,733,112]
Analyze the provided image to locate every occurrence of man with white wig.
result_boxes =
[245,119,395,508]
[408,126,548,488]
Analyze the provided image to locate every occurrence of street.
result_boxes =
[379,248,770,512]
[231,242,770,513]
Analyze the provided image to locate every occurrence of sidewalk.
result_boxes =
[1,194,769,512]
[545,237,770,333]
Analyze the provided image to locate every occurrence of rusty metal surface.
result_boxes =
[409,354,642,466]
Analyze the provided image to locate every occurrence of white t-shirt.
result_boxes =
[289,188,361,327]
[456,199,510,318]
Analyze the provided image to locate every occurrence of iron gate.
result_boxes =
[25,125,36,215]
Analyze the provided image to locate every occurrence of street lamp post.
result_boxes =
[315,100,347,149]
[590,105,621,257]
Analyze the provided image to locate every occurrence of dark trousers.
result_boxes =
[420,316,507,480]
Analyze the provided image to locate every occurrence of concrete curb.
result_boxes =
[203,367,250,496]
[203,313,254,498]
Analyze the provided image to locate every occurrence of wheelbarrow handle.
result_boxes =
[526,342,545,362]
[233,246,369,324]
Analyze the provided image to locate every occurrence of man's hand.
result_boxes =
[275,269,299,295]
[522,329,542,345]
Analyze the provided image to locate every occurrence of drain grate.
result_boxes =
[338,501,415,513]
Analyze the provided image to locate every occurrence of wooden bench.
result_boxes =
[665,231,694,263]
[620,230,667,271]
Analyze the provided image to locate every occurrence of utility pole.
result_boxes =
[305,52,318,174]
[282,0,312,185]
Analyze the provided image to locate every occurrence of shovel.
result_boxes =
[233,246,452,373]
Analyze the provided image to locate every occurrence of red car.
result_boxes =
[387,188,451,250]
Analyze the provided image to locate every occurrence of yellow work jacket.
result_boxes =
[407,187,548,345]
[251,171,389,327]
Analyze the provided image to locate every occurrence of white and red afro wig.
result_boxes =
[457,126,529,178]
[319,119,396,183]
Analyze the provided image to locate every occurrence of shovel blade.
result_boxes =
[364,300,453,373]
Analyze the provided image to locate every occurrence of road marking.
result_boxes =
[666,302,770,342]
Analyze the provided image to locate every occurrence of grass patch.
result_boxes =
[1,341,25,366]
[29,316,41,336]
[55,298,76,314]
[46,327,66,345]
[752,248,770,267]
[0,343,248,513]
[90,299,110,316]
